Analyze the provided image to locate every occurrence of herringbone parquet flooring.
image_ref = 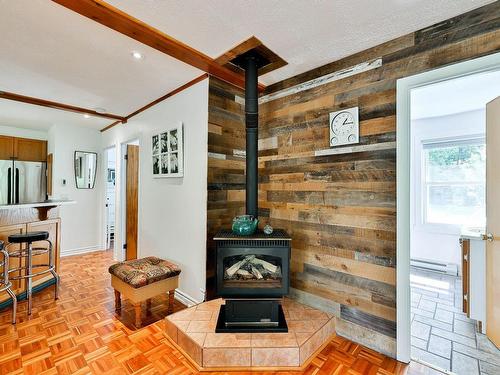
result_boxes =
[0,250,437,374]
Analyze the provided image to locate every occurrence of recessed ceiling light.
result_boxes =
[83,114,90,119]
[131,51,143,60]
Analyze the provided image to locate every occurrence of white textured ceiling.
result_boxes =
[106,0,495,85]
[0,0,495,131]
[0,100,111,131]
[0,0,201,118]
[411,69,500,120]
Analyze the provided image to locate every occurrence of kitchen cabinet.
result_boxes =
[0,135,47,162]
[460,231,487,333]
[0,208,60,306]
[14,137,47,162]
[460,238,470,316]
[0,136,14,160]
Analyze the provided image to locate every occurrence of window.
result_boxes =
[422,137,485,227]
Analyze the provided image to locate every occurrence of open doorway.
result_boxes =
[119,139,139,261]
[409,71,499,373]
[105,147,116,251]
[397,53,500,374]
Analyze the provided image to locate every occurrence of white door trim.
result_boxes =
[396,52,500,362]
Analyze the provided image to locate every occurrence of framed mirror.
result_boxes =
[74,151,97,189]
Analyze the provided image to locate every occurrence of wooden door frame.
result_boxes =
[396,52,500,363]
[125,144,139,260]
[118,139,140,261]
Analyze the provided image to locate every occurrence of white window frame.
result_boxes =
[416,135,485,235]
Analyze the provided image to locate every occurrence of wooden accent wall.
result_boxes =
[206,77,246,299]
[258,2,500,357]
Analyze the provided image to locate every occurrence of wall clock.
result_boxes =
[329,106,359,147]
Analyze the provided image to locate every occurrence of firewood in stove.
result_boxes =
[226,255,255,277]
[236,269,252,278]
[249,257,278,273]
[251,266,263,279]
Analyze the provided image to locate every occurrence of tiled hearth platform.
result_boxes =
[164,298,336,371]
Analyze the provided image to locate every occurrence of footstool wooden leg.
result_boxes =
[168,290,175,314]
[134,303,142,327]
[114,290,121,311]
[146,298,152,312]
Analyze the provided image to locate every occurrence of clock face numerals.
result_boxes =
[329,107,359,147]
[331,112,355,136]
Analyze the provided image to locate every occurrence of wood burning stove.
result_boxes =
[214,229,291,333]
[215,229,291,298]
[213,50,291,333]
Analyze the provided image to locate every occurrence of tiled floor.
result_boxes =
[410,267,500,375]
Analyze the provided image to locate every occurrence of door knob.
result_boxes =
[483,233,494,242]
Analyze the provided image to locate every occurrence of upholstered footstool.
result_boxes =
[108,257,181,327]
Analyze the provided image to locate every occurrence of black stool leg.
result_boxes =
[47,240,59,300]
[27,241,33,315]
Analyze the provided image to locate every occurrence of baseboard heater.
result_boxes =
[410,258,458,276]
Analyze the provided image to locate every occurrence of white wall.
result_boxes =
[48,123,103,255]
[101,78,209,304]
[0,124,47,140]
[410,109,485,267]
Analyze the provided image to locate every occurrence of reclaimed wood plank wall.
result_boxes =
[257,2,500,357]
[206,77,246,299]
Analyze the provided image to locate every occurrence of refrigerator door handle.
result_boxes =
[7,167,11,204]
[15,167,19,204]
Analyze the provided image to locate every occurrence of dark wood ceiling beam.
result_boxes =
[100,120,121,132]
[0,90,125,121]
[52,0,264,91]
[101,73,209,132]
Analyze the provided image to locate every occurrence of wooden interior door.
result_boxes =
[47,153,53,196]
[486,96,500,348]
[125,145,139,260]
[0,224,25,303]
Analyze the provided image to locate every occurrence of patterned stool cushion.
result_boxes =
[108,257,181,289]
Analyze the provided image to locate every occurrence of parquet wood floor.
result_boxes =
[0,250,437,375]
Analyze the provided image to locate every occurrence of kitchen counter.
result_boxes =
[0,199,76,210]
[0,200,68,308]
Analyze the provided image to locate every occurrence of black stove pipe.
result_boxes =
[244,56,259,218]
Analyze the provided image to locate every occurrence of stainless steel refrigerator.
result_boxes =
[0,160,47,205]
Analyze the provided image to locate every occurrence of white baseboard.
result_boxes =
[174,289,201,307]
[61,245,103,257]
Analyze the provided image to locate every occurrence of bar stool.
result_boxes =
[6,232,59,316]
[0,240,17,323]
